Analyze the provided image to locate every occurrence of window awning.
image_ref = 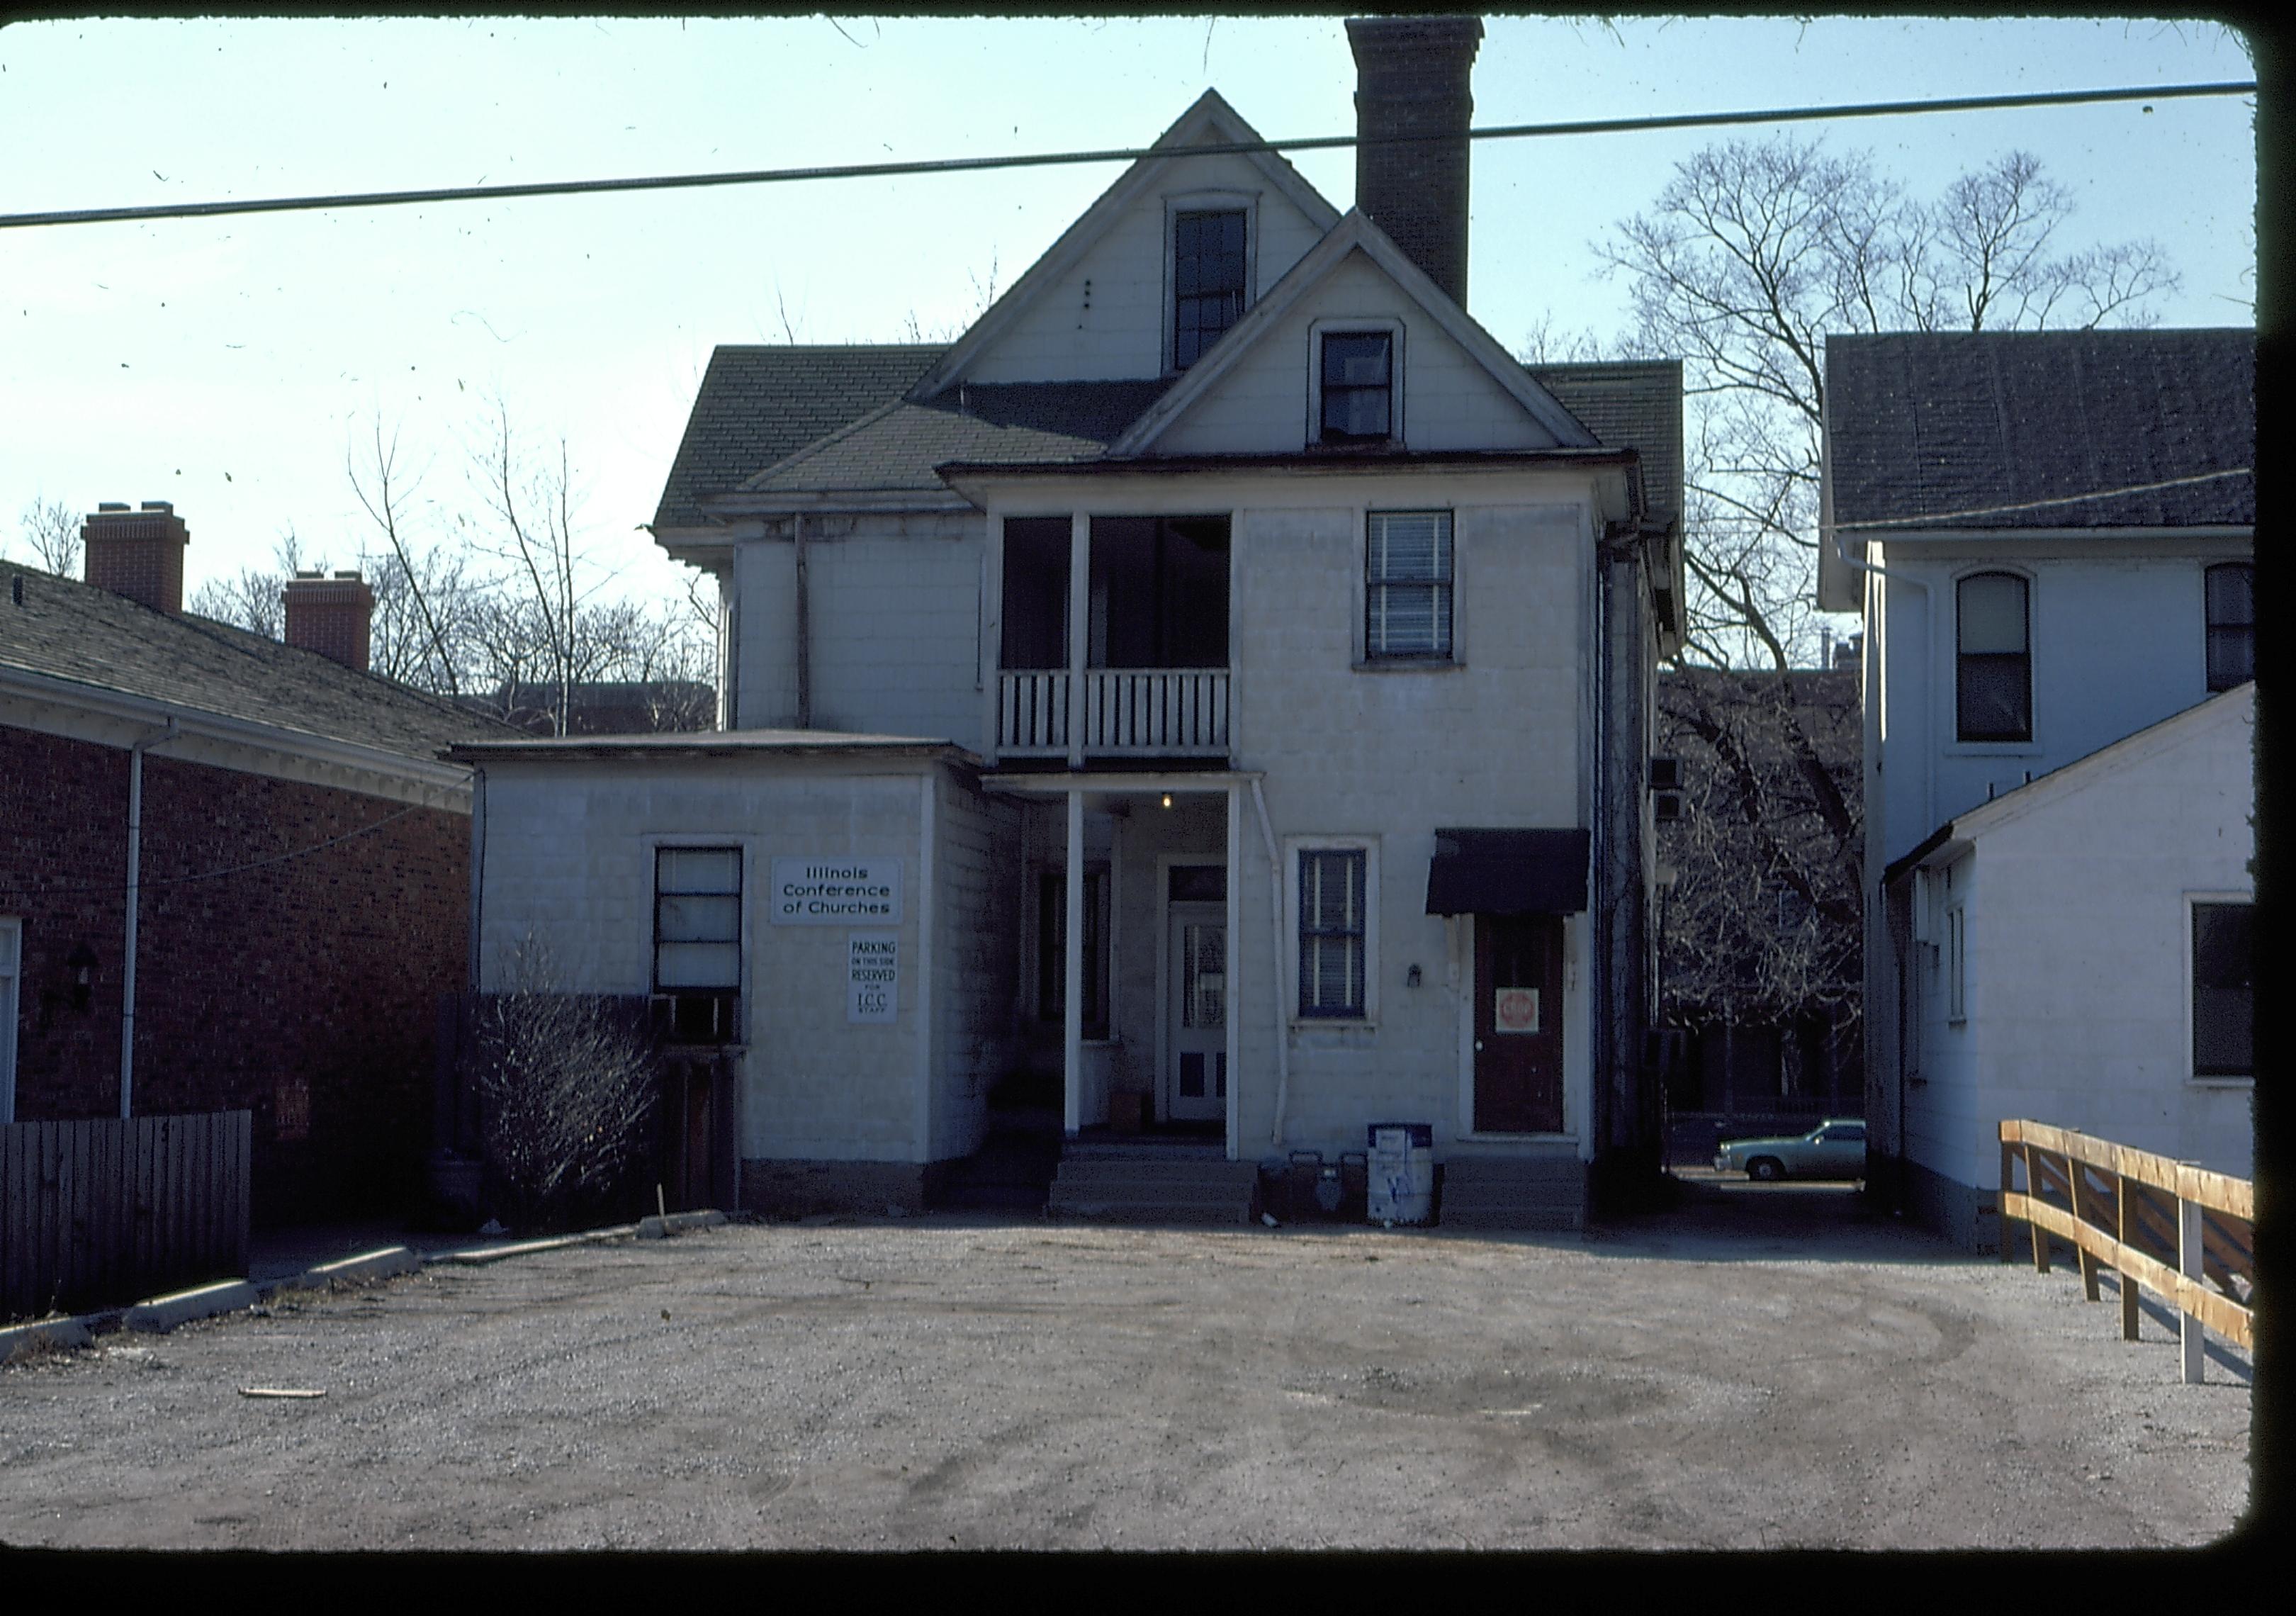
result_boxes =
[1424,828,1590,916]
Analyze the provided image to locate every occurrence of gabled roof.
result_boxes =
[1110,209,1599,456]
[1883,679,2254,885]
[1826,328,2255,534]
[652,344,944,529]
[906,89,1341,404]
[0,565,514,765]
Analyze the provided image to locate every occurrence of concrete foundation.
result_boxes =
[741,1158,950,1218]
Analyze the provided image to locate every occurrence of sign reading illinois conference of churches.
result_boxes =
[770,858,902,925]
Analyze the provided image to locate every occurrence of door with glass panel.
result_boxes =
[1164,902,1227,1123]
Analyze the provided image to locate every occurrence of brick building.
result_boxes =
[1,503,514,1223]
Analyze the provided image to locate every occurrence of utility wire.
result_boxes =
[1832,466,2252,530]
[0,81,2254,232]
[0,798,436,898]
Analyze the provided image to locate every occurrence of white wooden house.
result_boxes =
[453,18,1685,1224]
[1819,327,2255,1247]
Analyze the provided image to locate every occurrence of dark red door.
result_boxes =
[1473,914,1565,1133]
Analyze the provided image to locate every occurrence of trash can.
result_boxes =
[1366,1123,1434,1225]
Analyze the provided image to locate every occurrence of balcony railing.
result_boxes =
[997,668,1229,758]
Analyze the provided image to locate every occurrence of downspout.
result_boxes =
[1590,525,1611,1179]
[1249,778,1290,1148]
[120,718,179,1118]
[1826,515,1930,1216]
[792,514,812,729]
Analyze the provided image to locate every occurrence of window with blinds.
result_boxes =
[1298,849,1367,1019]
[1366,510,1453,661]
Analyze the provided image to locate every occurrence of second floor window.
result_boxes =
[1366,510,1453,660]
[1956,571,2030,743]
[2206,563,2254,691]
[1173,210,1247,369]
[1321,332,1393,444]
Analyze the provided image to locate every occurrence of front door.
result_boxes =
[1473,913,1565,1133]
[1165,903,1227,1122]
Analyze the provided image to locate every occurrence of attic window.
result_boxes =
[1321,332,1393,444]
[1173,210,1247,369]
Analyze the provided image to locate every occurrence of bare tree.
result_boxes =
[12,498,80,576]
[187,531,306,638]
[468,397,600,736]
[468,935,658,1233]
[1595,137,2179,671]
[349,416,463,696]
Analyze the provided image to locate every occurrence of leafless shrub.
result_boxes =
[468,936,658,1233]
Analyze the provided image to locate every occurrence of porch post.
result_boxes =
[1225,781,1242,1160]
[1067,513,1089,768]
[1064,785,1085,1137]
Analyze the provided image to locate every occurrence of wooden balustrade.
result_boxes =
[997,668,1229,757]
[1998,1119,2252,1384]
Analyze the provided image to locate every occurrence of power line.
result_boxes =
[0,81,2254,232]
[1833,467,2253,531]
[0,799,435,899]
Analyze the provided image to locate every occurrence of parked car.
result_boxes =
[1715,1120,1867,1182]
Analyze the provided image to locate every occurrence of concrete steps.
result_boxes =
[1440,1155,1587,1230]
[1047,1145,1259,1225]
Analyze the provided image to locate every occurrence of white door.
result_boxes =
[1165,903,1226,1122]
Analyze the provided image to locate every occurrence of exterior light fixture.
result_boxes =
[1161,793,1173,809]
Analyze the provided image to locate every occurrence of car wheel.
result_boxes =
[1747,1157,1784,1183]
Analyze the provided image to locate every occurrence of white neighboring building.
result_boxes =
[1820,327,2256,1248]
[455,19,1687,1223]
[1884,686,2254,1247]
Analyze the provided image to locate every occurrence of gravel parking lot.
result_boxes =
[0,1185,2252,1551]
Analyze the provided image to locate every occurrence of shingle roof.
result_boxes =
[742,380,1177,495]
[0,565,517,763]
[1529,360,1684,529]
[1825,329,2254,532]
[651,344,945,529]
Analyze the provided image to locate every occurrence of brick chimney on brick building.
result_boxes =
[81,500,189,615]
[1346,15,1483,310]
[283,570,377,673]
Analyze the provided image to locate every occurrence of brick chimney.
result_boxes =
[1346,15,1483,310]
[283,569,376,673]
[81,500,189,615]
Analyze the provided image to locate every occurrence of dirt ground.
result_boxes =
[0,1182,2253,1551]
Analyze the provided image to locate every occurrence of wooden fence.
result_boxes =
[1,1111,252,1323]
[1998,1119,2253,1384]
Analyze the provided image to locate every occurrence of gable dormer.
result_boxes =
[909,91,1340,392]
[1111,211,1597,458]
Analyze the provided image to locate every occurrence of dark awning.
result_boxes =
[1424,828,1591,916]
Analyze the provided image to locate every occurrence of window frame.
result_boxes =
[1308,318,1405,448]
[1036,863,1111,1041]
[2187,893,2254,1083]
[651,842,745,1045]
[2205,561,2255,693]
[1954,568,2033,745]
[1363,509,1456,663]
[1163,191,1256,375]
[1286,837,1380,1025]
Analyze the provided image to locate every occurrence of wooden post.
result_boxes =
[2000,1133,2015,1264]
[2066,1148,2100,1302]
[2117,1166,2141,1341]
[2179,1172,2205,1385]
[2025,1142,2049,1274]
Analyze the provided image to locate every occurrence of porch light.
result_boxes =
[67,941,97,1009]
[1161,793,1173,809]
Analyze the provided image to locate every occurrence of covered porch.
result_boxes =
[986,770,1264,1161]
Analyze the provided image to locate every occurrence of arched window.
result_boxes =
[1956,572,2030,743]
[2205,563,2254,692]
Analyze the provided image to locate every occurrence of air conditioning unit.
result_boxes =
[1653,789,1686,824]
[1649,756,1682,790]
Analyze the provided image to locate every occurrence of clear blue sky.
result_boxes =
[0,14,2257,605]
